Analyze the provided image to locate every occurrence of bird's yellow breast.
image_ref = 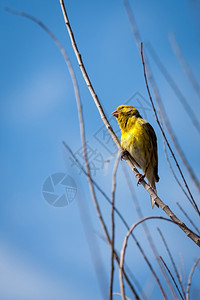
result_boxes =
[121,117,147,149]
[121,117,150,170]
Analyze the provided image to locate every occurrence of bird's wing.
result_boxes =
[142,122,159,182]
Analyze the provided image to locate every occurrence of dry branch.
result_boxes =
[140,42,200,216]
[160,256,184,300]
[169,33,200,100]
[157,228,186,298]
[176,202,200,236]
[110,152,120,300]
[162,138,192,203]
[186,257,200,300]
[147,42,200,136]
[122,164,177,298]
[122,0,200,193]
[119,216,178,300]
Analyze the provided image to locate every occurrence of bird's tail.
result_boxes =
[149,180,158,209]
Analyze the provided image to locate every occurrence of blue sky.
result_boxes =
[1,0,200,299]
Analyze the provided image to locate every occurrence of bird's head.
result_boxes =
[112,105,140,119]
[112,105,141,131]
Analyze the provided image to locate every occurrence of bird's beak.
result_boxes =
[112,110,119,117]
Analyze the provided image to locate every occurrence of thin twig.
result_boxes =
[180,253,187,294]
[5,7,78,100]
[160,256,184,300]
[186,257,200,300]
[59,0,200,247]
[157,228,186,299]
[113,292,132,300]
[122,0,200,192]
[147,42,200,135]
[176,202,200,236]
[59,0,121,150]
[162,138,192,203]
[119,216,178,300]
[123,263,148,300]
[110,152,120,300]
[154,76,200,192]
[177,264,183,291]
[122,0,142,49]
[128,237,168,300]
[169,33,200,100]
[95,229,146,298]
[140,42,200,217]
[76,179,108,297]
[122,164,177,298]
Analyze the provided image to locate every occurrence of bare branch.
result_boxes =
[146,42,200,135]
[122,164,177,298]
[119,216,178,300]
[186,257,200,300]
[162,139,192,203]
[160,256,184,300]
[113,292,132,300]
[122,0,200,192]
[110,152,120,300]
[59,0,121,151]
[176,202,200,236]
[180,253,187,293]
[157,228,186,298]
[140,42,200,216]
[169,33,200,100]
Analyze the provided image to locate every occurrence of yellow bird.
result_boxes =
[112,105,159,208]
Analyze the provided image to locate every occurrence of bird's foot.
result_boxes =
[121,150,129,160]
[136,173,145,185]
